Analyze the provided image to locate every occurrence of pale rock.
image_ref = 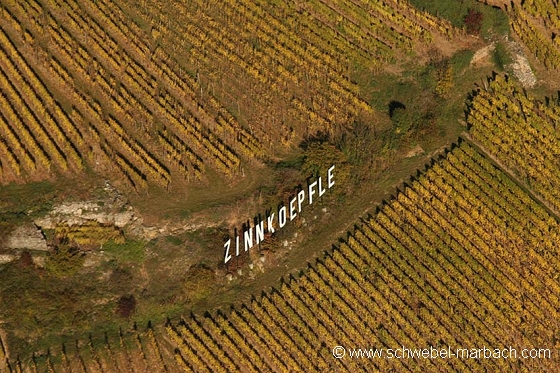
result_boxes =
[32,255,45,268]
[5,224,48,251]
[0,254,16,264]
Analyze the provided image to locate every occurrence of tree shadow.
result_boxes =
[388,100,406,118]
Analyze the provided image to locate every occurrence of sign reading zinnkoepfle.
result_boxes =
[223,165,335,264]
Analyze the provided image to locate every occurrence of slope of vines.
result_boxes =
[121,0,460,144]
[505,0,560,70]
[0,0,462,189]
[8,141,559,372]
[467,73,560,213]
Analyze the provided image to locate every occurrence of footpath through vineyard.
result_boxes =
[467,74,560,215]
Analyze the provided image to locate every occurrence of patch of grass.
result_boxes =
[408,0,509,38]
[408,0,473,28]
[102,239,146,264]
[493,42,512,71]
[449,49,476,73]
[0,181,55,218]
[165,235,183,246]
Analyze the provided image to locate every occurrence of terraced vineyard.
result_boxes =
[467,74,560,213]
[0,0,461,189]
[504,0,560,70]
[2,0,560,372]
[5,140,559,372]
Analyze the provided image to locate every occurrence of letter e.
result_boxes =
[328,165,335,188]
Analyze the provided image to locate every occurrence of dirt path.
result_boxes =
[470,42,495,67]
[461,133,560,221]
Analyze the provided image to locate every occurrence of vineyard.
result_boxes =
[3,139,559,372]
[2,0,560,372]
[501,0,560,70]
[156,141,560,372]
[467,74,560,213]
[0,0,462,189]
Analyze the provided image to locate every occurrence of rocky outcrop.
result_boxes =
[470,42,496,67]
[470,36,537,89]
[34,202,135,229]
[34,180,136,230]
[502,35,536,88]
[5,178,224,253]
[0,254,17,264]
[509,53,537,88]
[5,224,48,251]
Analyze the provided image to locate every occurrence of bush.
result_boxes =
[435,65,454,98]
[116,294,136,318]
[182,264,214,303]
[464,9,484,35]
[493,42,512,70]
[45,242,84,278]
[301,141,351,193]
[17,250,34,268]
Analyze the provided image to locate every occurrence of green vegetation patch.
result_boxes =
[493,42,513,71]
[45,243,85,278]
[0,182,56,243]
[408,0,509,38]
[165,235,183,246]
[55,221,124,250]
[102,239,146,264]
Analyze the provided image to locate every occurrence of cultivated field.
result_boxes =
[1,0,560,372]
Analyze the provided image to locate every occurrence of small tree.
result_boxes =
[301,141,351,194]
[116,295,136,318]
[17,250,34,268]
[464,9,484,36]
[45,241,84,278]
[435,65,454,98]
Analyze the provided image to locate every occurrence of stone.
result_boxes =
[0,254,16,264]
[5,224,48,251]
[32,256,45,268]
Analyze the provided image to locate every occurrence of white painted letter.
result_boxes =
[278,206,287,228]
[267,213,275,234]
[308,181,317,204]
[224,239,232,264]
[255,219,265,244]
[290,197,297,220]
[318,176,326,197]
[297,190,305,212]
[235,234,240,256]
[328,165,335,188]
[244,226,253,252]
